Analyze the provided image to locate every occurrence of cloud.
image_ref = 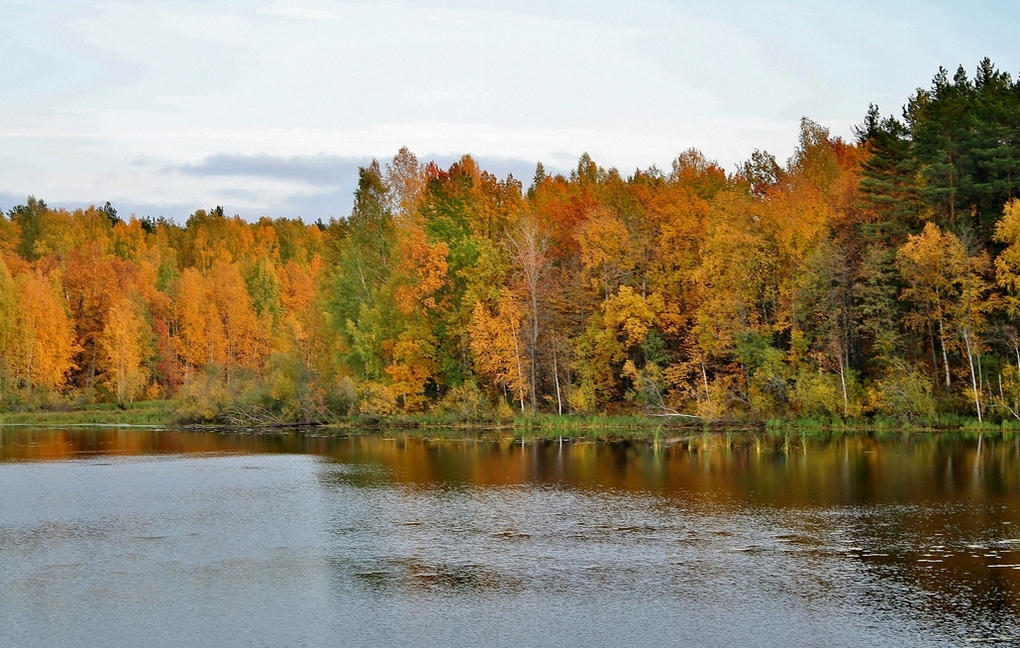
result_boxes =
[266,154,556,221]
[163,151,556,220]
[174,153,371,187]
[0,192,31,215]
[275,186,361,223]
[255,3,339,21]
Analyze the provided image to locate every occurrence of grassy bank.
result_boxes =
[338,412,1020,435]
[5,402,1020,438]
[0,400,174,427]
[322,412,742,435]
[0,406,738,435]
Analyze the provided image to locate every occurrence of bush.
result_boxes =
[174,365,231,423]
[432,380,492,421]
[867,359,936,422]
[356,381,397,417]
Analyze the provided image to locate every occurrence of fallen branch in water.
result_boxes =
[221,405,283,427]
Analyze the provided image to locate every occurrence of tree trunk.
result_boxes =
[962,327,981,422]
[938,318,951,389]
[553,347,562,415]
[838,358,848,418]
[512,331,525,414]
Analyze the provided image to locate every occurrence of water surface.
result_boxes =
[1,428,1018,647]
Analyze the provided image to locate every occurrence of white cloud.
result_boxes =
[255,2,339,21]
[3,0,1020,220]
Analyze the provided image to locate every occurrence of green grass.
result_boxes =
[4,400,1019,440]
[0,400,174,427]
[323,412,758,441]
[513,413,721,431]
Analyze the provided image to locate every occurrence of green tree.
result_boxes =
[856,106,924,243]
[327,162,398,381]
[8,196,47,261]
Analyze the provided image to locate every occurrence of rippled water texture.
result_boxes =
[1,428,1019,647]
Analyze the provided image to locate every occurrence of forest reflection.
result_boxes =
[4,427,1019,505]
[3,426,1020,639]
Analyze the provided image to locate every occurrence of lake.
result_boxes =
[1,427,1018,647]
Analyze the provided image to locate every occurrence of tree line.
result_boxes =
[2,58,1020,423]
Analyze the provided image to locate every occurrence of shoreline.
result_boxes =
[2,404,1018,438]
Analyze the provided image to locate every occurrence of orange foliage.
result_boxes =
[14,268,78,389]
[394,226,448,314]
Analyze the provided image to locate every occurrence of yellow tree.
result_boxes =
[576,206,633,300]
[690,189,798,416]
[505,215,549,413]
[172,259,275,389]
[385,147,427,227]
[279,256,334,377]
[172,268,216,370]
[994,201,1020,316]
[602,286,662,352]
[208,261,269,385]
[364,225,449,409]
[62,243,119,392]
[99,294,151,404]
[0,214,18,259]
[899,222,965,389]
[0,256,18,399]
[110,218,149,263]
[31,208,77,260]
[14,268,78,391]
[899,221,991,420]
[602,286,666,407]
[469,291,528,412]
[694,191,777,353]
[393,226,448,315]
[384,330,438,412]
[642,174,714,409]
[992,201,1020,414]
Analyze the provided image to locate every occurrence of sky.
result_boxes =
[3,0,1019,223]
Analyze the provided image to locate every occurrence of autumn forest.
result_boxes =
[2,59,1020,424]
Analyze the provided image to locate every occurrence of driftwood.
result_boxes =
[220,405,284,427]
[650,412,704,419]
